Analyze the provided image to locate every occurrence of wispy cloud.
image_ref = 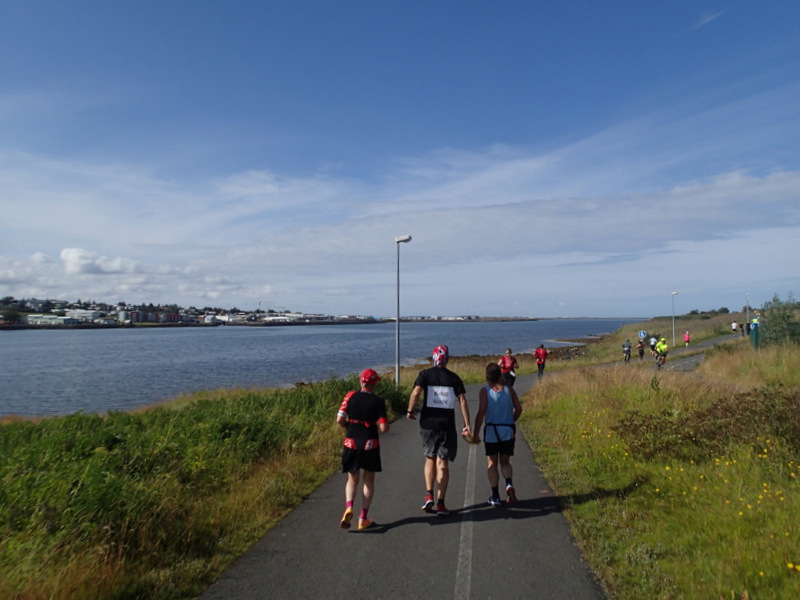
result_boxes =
[694,11,724,29]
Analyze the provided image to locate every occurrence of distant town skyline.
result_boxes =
[3,293,750,322]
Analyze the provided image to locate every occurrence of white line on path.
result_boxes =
[454,443,477,599]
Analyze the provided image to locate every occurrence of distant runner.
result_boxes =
[497,348,519,388]
[534,344,548,379]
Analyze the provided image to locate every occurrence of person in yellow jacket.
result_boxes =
[655,338,669,368]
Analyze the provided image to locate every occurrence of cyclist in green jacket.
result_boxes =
[655,338,669,368]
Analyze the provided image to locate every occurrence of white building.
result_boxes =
[66,309,100,322]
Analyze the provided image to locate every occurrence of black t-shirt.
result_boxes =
[413,366,466,432]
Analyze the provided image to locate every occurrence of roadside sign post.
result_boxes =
[750,323,760,349]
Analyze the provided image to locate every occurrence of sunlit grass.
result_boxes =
[518,331,800,599]
[698,341,800,389]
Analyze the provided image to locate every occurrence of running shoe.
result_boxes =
[421,494,435,511]
[436,501,450,516]
[340,508,354,529]
[506,484,518,504]
[488,496,502,507]
[358,518,374,530]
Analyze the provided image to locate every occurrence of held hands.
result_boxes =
[461,425,477,444]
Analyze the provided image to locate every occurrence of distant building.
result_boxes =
[66,309,100,322]
[25,314,81,326]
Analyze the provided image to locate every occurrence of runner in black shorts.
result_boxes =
[473,363,523,506]
[407,345,472,517]
[337,368,389,530]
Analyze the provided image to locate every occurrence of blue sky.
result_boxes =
[1,2,798,318]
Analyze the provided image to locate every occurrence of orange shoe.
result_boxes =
[340,508,354,529]
[358,518,374,530]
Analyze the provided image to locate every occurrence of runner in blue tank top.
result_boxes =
[473,363,523,506]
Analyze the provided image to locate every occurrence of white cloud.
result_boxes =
[61,249,134,275]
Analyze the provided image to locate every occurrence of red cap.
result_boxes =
[360,368,381,386]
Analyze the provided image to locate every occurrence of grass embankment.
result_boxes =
[517,313,800,599]
[0,378,407,599]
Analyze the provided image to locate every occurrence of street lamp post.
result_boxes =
[671,291,678,347]
[395,235,412,387]
[746,292,750,325]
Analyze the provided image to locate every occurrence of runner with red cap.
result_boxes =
[336,368,389,530]
[407,345,472,516]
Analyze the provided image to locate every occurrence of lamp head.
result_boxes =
[395,235,412,243]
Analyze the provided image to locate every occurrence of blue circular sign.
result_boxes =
[638,330,647,339]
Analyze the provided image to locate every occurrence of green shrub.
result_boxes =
[759,293,800,346]
[612,385,800,462]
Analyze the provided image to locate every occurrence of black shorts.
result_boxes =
[485,439,515,457]
[341,447,382,474]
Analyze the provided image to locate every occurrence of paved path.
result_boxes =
[201,334,746,599]
[201,373,605,600]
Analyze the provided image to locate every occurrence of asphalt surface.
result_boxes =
[200,372,606,600]
[200,334,747,600]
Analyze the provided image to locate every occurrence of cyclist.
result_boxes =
[622,339,632,363]
[655,337,669,369]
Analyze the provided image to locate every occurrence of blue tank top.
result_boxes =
[483,385,515,443]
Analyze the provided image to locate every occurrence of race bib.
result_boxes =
[427,385,456,410]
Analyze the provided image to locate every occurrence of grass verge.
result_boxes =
[517,321,800,599]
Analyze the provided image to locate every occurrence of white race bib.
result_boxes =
[427,385,456,410]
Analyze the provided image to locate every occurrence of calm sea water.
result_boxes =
[0,318,642,417]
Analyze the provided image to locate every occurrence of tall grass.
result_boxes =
[518,336,800,599]
[699,341,800,389]
[0,377,407,599]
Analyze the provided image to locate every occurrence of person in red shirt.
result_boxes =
[497,348,519,388]
[337,368,389,530]
[534,344,548,379]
